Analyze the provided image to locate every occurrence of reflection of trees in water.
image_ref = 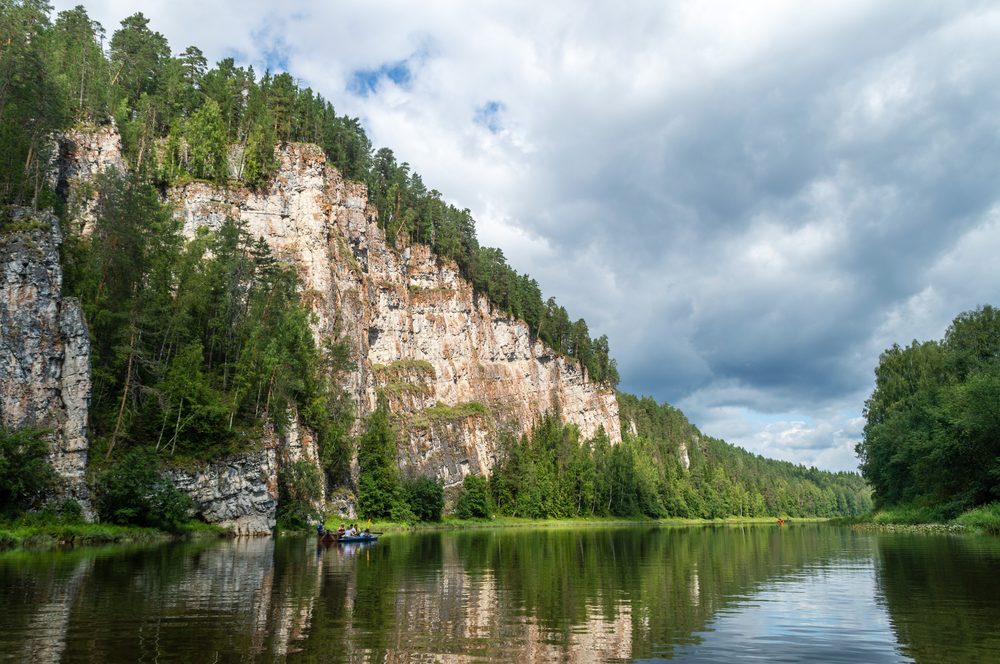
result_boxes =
[295,524,865,662]
[0,538,325,661]
[10,526,970,662]
[874,535,1000,663]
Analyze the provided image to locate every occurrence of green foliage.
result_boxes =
[13,498,84,526]
[0,426,55,516]
[277,459,323,529]
[489,403,870,521]
[402,476,444,522]
[163,98,229,183]
[870,503,946,525]
[63,176,351,470]
[412,401,489,426]
[955,503,1000,535]
[0,0,65,206]
[617,393,872,519]
[357,399,402,520]
[858,305,1000,512]
[41,5,109,123]
[456,474,492,519]
[96,448,192,532]
[108,13,170,108]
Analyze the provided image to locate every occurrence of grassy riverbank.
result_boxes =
[322,514,827,535]
[836,502,1000,535]
[0,520,226,550]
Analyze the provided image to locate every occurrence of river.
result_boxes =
[1,524,998,662]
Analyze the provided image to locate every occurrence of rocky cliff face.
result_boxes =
[0,209,92,514]
[45,129,621,531]
[51,122,126,235]
[171,143,621,488]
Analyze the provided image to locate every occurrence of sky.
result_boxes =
[55,1,1000,472]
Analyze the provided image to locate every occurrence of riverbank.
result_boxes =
[319,514,829,535]
[834,502,1000,536]
[0,521,226,550]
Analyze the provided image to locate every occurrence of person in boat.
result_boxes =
[316,522,325,536]
[336,524,346,538]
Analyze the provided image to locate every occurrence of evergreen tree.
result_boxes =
[185,98,228,181]
[356,398,402,519]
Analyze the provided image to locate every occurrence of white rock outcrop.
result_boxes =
[171,143,621,488]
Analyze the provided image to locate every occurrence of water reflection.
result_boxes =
[875,534,1000,663]
[1,525,998,662]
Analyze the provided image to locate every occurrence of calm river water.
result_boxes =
[1,524,999,663]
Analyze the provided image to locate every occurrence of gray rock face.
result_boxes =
[167,435,279,535]
[0,209,92,515]
[50,122,126,235]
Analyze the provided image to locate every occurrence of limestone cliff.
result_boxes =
[171,143,621,488]
[45,128,621,530]
[0,209,92,514]
[50,122,126,235]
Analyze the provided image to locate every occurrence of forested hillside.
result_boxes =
[615,395,872,518]
[0,1,870,528]
[857,306,999,518]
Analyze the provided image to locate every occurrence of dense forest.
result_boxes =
[857,306,1000,518]
[0,1,870,529]
[353,395,872,524]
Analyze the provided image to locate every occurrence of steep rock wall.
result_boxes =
[171,143,621,488]
[166,430,279,535]
[0,209,92,514]
[51,122,126,235]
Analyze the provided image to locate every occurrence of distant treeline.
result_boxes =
[0,2,617,385]
[350,396,872,523]
[857,305,1000,517]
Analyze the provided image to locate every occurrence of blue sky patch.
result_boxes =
[349,60,413,97]
[474,100,505,133]
[251,18,292,73]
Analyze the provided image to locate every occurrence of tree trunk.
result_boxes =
[107,326,138,458]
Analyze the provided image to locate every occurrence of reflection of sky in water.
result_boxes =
[641,562,912,663]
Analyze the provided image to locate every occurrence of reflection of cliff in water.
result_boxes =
[298,524,868,662]
[874,534,1000,663]
[0,539,323,661]
[1,525,891,662]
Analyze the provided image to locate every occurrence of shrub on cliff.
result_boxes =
[402,476,444,522]
[277,459,323,529]
[0,426,55,517]
[96,448,192,532]
[455,475,492,519]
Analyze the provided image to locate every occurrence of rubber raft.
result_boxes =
[318,532,378,544]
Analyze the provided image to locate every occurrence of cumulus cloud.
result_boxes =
[55,0,1000,471]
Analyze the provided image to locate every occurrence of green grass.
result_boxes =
[409,401,490,427]
[955,503,1000,535]
[323,514,831,535]
[0,518,228,551]
[846,501,1000,535]
[0,523,166,549]
[870,504,946,525]
[383,381,428,395]
[372,359,435,375]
